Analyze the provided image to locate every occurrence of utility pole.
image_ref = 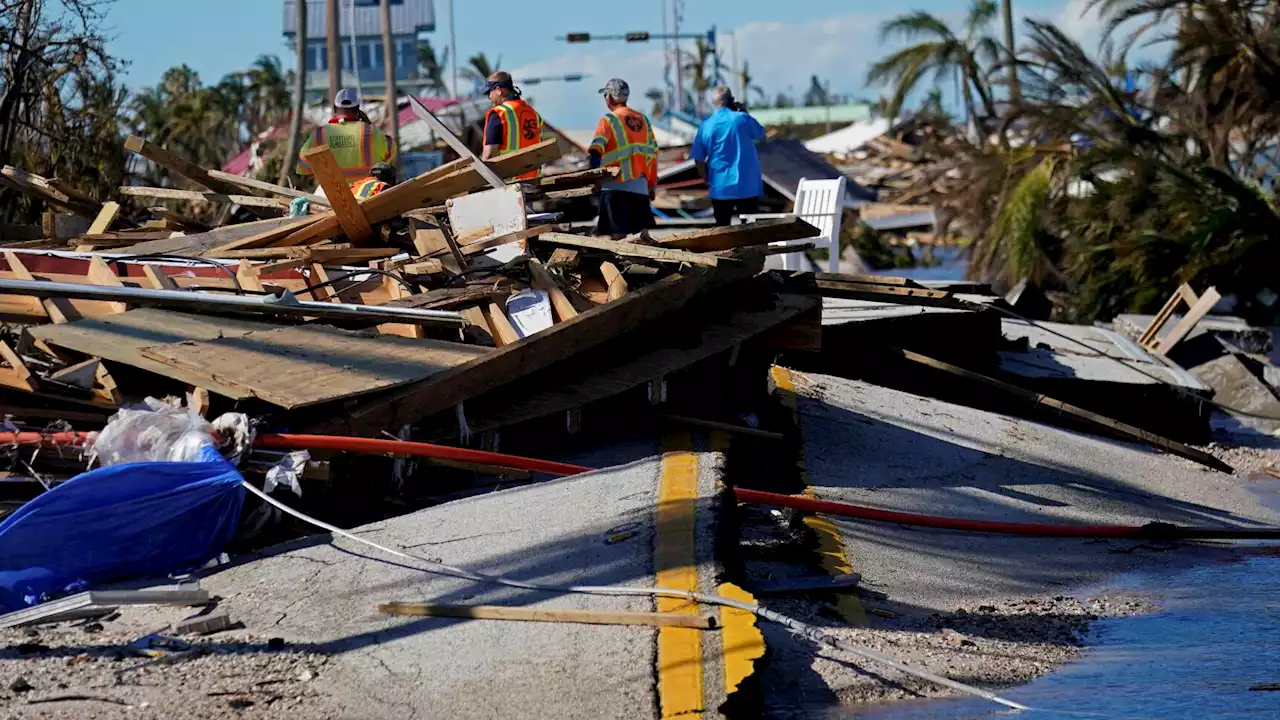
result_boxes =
[381,0,399,166]
[282,0,308,183]
[327,0,340,104]
[449,0,458,98]
[1002,0,1019,102]
[347,0,362,103]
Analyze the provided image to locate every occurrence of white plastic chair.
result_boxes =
[741,177,846,272]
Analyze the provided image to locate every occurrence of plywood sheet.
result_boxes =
[29,308,275,399]
[138,325,491,409]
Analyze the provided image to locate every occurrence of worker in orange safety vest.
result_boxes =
[349,163,397,200]
[297,88,397,181]
[480,71,544,180]
[588,78,658,236]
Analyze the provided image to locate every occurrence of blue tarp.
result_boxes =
[0,445,245,612]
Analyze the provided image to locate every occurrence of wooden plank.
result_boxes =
[142,265,178,290]
[207,170,331,207]
[1154,286,1222,356]
[377,602,715,630]
[236,261,267,294]
[485,302,520,347]
[536,232,724,268]
[124,216,311,256]
[600,261,627,301]
[86,202,121,235]
[205,243,352,261]
[306,254,763,436]
[816,272,923,289]
[28,309,277,400]
[887,345,1233,473]
[655,217,819,252]
[527,258,578,322]
[86,256,129,314]
[0,251,51,319]
[0,340,36,392]
[138,325,490,409]
[0,166,100,217]
[423,292,817,438]
[124,136,270,201]
[117,186,287,210]
[272,140,561,248]
[525,166,618,189]
[547,248,580,270]
[300,145,375,245]
[457,224,559,257]
[460,306,494,344]
[797,276,971,310]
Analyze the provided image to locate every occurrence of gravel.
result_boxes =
[0,607,340,719]
[756,592,1155,717]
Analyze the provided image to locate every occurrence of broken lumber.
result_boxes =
[457,225,559,256]
[600,261,627,301]
[124,135,276,219]
[207,170,330,207]
[527,258,578,321]
[86,202,122,235]
[656,217,818,252]
[300,145,375,244]
[117,186,288,210]
[377,602,716,630]
[0,166,101,217]
[536,232,726,268]
[271,140,560,248]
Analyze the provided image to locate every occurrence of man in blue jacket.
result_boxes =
[691,87,766,226]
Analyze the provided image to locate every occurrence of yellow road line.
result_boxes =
[656,431,704,719]
[769,365,866,625]
[717,582,765,696]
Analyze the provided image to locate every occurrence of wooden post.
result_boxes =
[380,0,400,169]
[327,0,341,105]
[300,144,375,244]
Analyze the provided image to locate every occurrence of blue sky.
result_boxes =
[104,0,1106,129]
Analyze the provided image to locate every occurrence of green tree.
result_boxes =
[416,39,450,96]
[460,52,501,88]
[866,0,1001,124]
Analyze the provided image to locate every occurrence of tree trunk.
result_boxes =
[280,0,308,183]
[1002,0,1020,102]
[327,0,340,104]
[381,0,399,170]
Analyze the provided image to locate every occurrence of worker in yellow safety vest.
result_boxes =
[349,163,397,200]
[588,78,658,237]
[297,88,396,181]
[480,71,544,180]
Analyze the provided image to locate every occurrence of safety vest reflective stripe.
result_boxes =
[350,178,386,200]
[496,104,520,152]
[360,123,373,172]
[600,113,657,182]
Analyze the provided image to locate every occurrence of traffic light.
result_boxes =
[565,33,591,43]
[625,31,651,42]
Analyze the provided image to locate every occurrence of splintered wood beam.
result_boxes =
[457,225,559,256]
[655,216,819,252]
[86,202,121,235]
[87,256,129,314]
[527,258,578,322]
[300,144,375,245]
[3,251,79,323]
[536,232,725,268]
[147,206,211,232]
[142,264,178,290]
[236,261,267,294]
[600,261,627,301]
[124,135,277,219]
[271,139,561,248]
[117,186,288,209]
[461,306,494,344]
[485,302,520,347]
[0,166,101,217]
[207,169,331,207]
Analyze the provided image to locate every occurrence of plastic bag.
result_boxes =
[90,397,213,466]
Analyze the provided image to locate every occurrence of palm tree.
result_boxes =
[243,55,292,138]
[681,38,715,114]
[866,0,1002,125]
[416,39,450,96]
[280,0,307,183]
[1002,0,1019,100]
[460,52,501,86]
[803,75,831,107]
[736,61,765,106]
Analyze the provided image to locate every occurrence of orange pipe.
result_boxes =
[255,434,594,477]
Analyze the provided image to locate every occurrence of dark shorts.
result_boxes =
[711,197,758,226]
[596,190,655,236]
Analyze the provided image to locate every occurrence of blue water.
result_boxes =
[847,554,1280,720]
[881,247,968,283]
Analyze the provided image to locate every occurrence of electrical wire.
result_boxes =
[238,480,1030,712]
[297,268,417,297]
[967,300,1280,422]
[116,253,244,294]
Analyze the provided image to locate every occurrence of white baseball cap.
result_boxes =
[334,88,360,109]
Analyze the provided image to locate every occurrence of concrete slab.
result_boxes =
[998,318,1212,442]
[813,298,1001,369]
[788,371,1280,612]
[186,447,732,719]
[1114,313,1274,355]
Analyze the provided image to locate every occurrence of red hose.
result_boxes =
[732,487,1280,539]
[255,434,593,477]
[0,432,91,446]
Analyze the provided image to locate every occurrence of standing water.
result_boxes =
[845,554,1280,720]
